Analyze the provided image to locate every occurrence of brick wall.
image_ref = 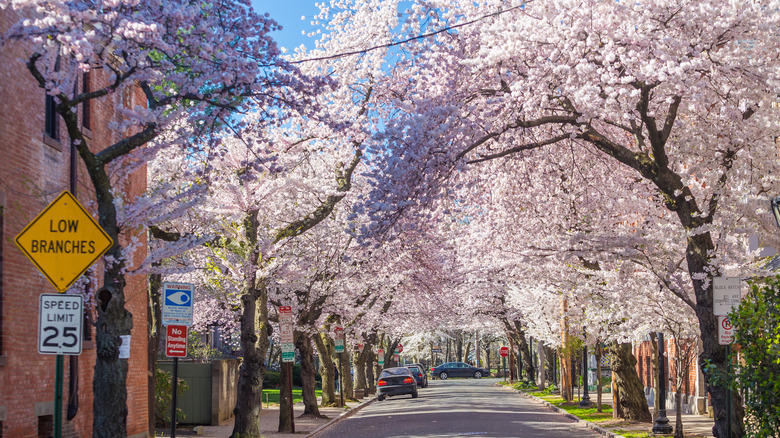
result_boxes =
[1,7,148,438]
[634,338,699,397]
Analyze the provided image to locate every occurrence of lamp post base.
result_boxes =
[651,410,674,435]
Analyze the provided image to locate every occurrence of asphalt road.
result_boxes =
[312,378,602,438]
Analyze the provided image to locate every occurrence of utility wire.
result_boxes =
[282,4,525,66]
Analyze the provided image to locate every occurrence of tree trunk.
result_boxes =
[456,335,463,363]
[595,342,603,412]
[231,210,271,438]
[355,341,373,391]
[90,167,132,437]
[93,281,132,438]
[608,342,652,422]
[537,343,546,390]
[475,332,480,367]
[313,332,337,406]
[384,339,400,368]
[294,332,324,418]
[517,330,535,381]
[597,118,744,437]
[547,348,556,389]
[612,371,622,419]
[507,336,517,382]
[561,346,572,401]
[464,342,472,364]
[675,388,684,438]
[340,348,354,400]
[147,271,162,436]
[560,297,572,401]
[485,342,491,376]
[278,363,293,433]
[683,233,745,438]
[366,349,376,394]
[354,347,367,391]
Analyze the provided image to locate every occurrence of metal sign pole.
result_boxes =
[726,344,731,438]
[339,352,344,407]
[288,362,295,433]
[54,355,63,438]
[170,357,179,438]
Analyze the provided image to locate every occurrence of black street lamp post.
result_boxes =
[579,344,592,407]
[652,332,673,434]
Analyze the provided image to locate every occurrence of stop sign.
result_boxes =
[499,346,509,357]
[396,344,403,353]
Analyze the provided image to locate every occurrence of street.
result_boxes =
[313,379,602,438]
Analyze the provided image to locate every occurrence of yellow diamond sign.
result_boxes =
[15,191,113,292]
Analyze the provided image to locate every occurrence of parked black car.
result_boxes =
[377,367,418,401]
[431,362,490,380]
[405,364,428,388]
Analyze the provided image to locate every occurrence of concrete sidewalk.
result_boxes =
[514,387,715,438]
[155,396,373,438]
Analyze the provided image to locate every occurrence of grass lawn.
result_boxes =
[610,430,654,438]
[514,388,614,424]
[260,388,322,407]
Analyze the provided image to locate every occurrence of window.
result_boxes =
[82,73,91,130]
[44,94,59,140]
[638,356,644,385]
[38,415,53,438]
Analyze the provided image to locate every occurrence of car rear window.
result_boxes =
[407,366,420,373]
[379,368,411,377]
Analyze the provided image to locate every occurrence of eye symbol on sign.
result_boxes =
[722,317,733,330]
[167,291,190,305]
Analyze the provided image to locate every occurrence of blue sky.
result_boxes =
[251,1,322,52]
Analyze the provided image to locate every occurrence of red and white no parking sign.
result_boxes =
[718,316,734,345]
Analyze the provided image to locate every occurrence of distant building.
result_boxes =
[634,338,708,416]
[0,7,149,438]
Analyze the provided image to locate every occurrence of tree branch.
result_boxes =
[273,147,362,243]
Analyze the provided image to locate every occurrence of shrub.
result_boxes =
[729,276,780,438]
[155,368,189,427]
[263,371,281,388]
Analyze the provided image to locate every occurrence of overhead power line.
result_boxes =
[283,4,525,65]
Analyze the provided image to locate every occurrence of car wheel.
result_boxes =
[439,372,448,380]
[377,394,386,401]
[412,390,418,398]
[474,371,482,379]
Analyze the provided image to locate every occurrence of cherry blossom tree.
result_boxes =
[318,1,780,435]
[0,0,322,434]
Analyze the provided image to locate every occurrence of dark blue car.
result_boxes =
[431,362,489,380]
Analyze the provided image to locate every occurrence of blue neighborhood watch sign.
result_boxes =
[162,282,194,326]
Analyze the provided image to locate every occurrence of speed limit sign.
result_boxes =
[39,294,83,355]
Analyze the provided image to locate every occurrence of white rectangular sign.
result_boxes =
[713,277,741,316]
[279,306,295,362]
[162,282,194,326]
[39,293,83,355]
[718,316,734,345]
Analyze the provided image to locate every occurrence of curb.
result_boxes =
[306,397,377,437]
[499,385,626,438]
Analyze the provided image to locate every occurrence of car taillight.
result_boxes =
[377,379,387,386]
[403,377,414,384]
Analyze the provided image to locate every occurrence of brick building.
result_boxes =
[634,337,709,416]
[0,7,149,438]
